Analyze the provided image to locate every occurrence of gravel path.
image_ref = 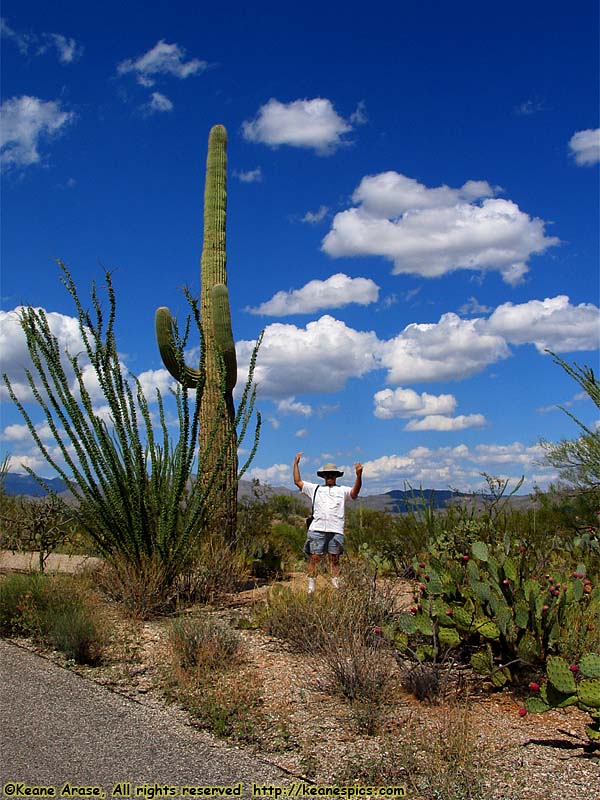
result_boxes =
[0,639,290,796]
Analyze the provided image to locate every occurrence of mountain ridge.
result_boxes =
[1,471,534,512]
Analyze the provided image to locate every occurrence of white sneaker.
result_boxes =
[331,576,340,589]
[308,577,316,594]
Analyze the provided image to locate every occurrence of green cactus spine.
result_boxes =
[156,124,240,543]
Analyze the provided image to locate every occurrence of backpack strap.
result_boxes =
[311,485,319,515]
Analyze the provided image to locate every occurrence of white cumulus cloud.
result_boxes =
[242,98,357,155]
[374,387,486,432]
[302,206,329,224]
[404,414,487,432]
[117,40,207,86]
[0,95,75,169]
[234,168,263,183]
[237,293,598,403]
[373,388,457,419]
[569,128,600,166]
[486,296,600,352]
[322,172,560,285]
[0,308,86,401]
[247,463,291,487]
[247,273,379,316]
[236,315,380,398]
[42,33,83,63]
[380,313,510,384]
[0,307,173,405]
[355,442,552,493]
[276,397,313,416]
[1,19,83,63]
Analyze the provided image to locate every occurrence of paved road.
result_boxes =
[0,640,290,796]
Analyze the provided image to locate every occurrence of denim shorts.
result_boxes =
[307,531,345,555]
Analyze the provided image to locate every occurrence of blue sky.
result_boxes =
[1,0,599,495]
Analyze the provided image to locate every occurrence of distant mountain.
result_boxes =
[360,488,470,513]
[1,472,534,512]
[2,473,69,497]
[1,472,300,502]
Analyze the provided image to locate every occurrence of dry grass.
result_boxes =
[257,563,400,702]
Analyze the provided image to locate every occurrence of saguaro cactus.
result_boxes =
[156,124,240,543]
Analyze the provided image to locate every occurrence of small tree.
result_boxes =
[541,352,600,490]
[2,262,261,595]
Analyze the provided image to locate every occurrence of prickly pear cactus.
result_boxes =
[526,653,600,750]
[156,125,239,542]
[578,678,600,708]
[580,653,600,678]
[547,656,577,694]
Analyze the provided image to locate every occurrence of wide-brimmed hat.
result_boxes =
[317,463,344,478]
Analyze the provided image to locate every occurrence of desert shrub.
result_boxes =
[267,492,309,523]
[258,562,398,702]
[235,483,305,578]
[177,534,249,605]
[0,572,48,636]
[0,492,77,572]
[95,533,250,617]
[249,522,305,578]
[540,352,600,491]
[0,573,106,664]
[168,614,242,672]
[397,660,444,702]
[42,599,104,664]
[165,614,261,743]
[95,552,177,619]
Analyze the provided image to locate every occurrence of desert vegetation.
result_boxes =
[1,123,598,794]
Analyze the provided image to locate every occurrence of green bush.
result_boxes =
[0,573,48,636]
[345,507,426,576]
[0,573,106,664]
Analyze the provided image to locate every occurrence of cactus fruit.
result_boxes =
[155,124,241,542]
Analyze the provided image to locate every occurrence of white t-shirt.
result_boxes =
[301,480,354,535]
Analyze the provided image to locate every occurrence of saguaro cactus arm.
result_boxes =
[211,284,237,394]
[155,306,203,390]
[155,284,236,392]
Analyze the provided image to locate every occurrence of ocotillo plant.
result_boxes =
[2,264,214,595]
[156,124,249,544]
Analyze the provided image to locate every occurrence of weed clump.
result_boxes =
[168,614,242,672]
[0,572,106,664]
